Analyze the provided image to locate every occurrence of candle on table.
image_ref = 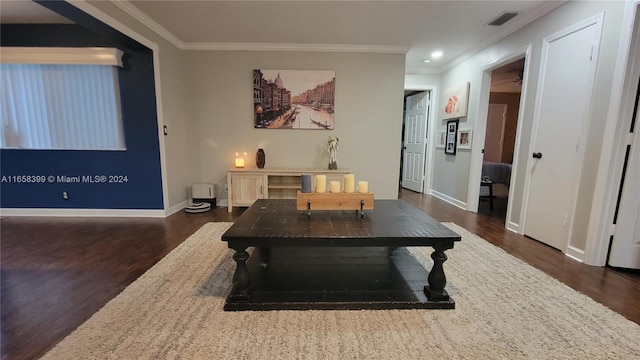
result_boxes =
[330,181,341,193]
[316,175,327,193]
[358,181,368,193]
[301,174,312,193]
[234,153,245,168]
[344,174,355,193]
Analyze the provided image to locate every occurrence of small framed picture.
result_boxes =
[436,130,446,148]
[457,129,472,150]
[443,82,470,120]
[445,119,458,155]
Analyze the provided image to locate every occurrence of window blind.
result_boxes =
[1,63,125,150]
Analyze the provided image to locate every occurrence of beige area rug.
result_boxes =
[42,222,640,360]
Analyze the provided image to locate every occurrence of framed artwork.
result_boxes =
[253,69,335,129]
[457,128,472,150]
[442,82,470,120]
[436,130,446,148]
[445,119,458,155]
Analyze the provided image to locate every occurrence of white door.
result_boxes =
[402,91,430,192]
[484,104,507,163]
[608,89,640,269]
[525,20,601,250]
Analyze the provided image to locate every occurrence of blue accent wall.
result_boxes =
[0,24,164,210]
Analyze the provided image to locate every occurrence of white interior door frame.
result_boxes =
[608,100,640,268]
[585,1,640,266]
[521,13,603,254]
[402,84,438,194]
[468,45,532,234]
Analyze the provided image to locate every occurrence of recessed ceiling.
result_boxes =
[1,0,564,74]
[125,0,563,74]
[0,1,72,24]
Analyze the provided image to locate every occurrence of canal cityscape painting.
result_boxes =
[253,69,335,129]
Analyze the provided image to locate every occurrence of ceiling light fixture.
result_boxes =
[431,50,443,59]
[422,59,431,63]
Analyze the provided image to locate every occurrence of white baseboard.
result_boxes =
[0,208,166,218]
[165,200,188,216]
[430,190,467,210]
[507,221,521,234]
[565,245,585,263]
[2,200,189,218]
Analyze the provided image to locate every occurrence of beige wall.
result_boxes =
[434,60,479,203]
[83,1,626,255]
[185,51,406,200]
[431,0,625,252]
[80,2,405,207]
[404,73,440,91]
[156,46,192,209]
[79,1,192,211]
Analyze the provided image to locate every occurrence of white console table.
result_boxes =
[227,168,350,212]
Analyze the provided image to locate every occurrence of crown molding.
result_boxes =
[182,42,409,53]
[110,1,407,54]
[110,0,184,49]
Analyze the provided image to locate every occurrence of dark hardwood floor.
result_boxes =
[1,189,639,360]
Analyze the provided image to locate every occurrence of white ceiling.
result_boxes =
[1,0,563,75]
[0,1,72,24]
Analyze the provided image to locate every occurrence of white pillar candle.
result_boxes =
[358,181,368,193]
[234,152,245,168]
[316,174,327,193]
[330,181,341,193]
[344,174,355,193]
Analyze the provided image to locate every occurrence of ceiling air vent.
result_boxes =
[488,12,518,26]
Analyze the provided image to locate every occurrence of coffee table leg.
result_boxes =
[230,247,251,300]
[424,246,451,302]
[259,247,271,268]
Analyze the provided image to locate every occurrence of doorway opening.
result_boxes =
[478,58,525,220]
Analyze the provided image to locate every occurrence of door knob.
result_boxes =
[532,152,543,159]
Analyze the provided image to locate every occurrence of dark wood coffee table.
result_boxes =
[221,199,461,311]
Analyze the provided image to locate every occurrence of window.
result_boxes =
[1,47,125,150]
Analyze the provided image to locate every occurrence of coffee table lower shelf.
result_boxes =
[223,246,455,311]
